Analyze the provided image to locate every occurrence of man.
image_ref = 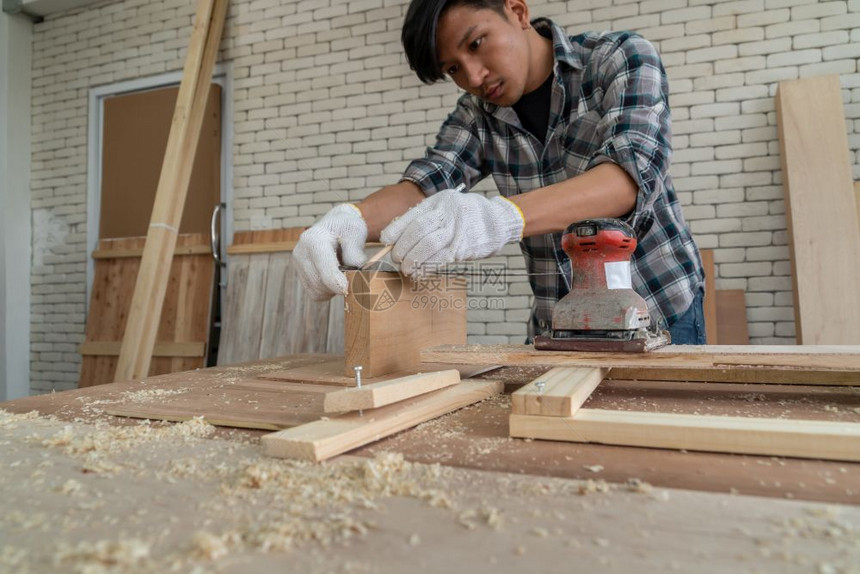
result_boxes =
[294,0,705,344]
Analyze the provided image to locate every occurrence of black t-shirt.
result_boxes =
[512,71,554,144]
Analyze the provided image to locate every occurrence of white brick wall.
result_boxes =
[28,0,860,392]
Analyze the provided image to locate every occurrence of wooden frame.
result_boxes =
[509,364,860,462]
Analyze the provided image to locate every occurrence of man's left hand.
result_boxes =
[380,188,525,276]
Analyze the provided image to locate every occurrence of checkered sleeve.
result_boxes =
[401,95,489,196]
[586,33,672,234]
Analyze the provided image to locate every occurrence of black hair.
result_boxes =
[402,0,507,84]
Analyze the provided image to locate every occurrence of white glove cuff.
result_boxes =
[492,196,526,244]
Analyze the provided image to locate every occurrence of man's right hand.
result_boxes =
[294,204,368,300]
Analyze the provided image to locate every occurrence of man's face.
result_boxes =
[436,2,532,107]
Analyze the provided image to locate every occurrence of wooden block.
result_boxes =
[715,290,750,345]
[323,369,461,413]
[262,379,503,462]
[511,367,608,417]
[776,75,860,344]
[700,249,718,345]
[344,271,466,378]
[509,409,860,462]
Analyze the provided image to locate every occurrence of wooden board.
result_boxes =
[511,367,607,417]
[262,380,503,462]
[715,289,750,345]
[344,270,467,378]
[79,234,215,387]
[116,0,228,381]
[323,369,461,412]
[218,229,340,365]
[262,358,499,387]
[776,75,860,344]
[856,181,860,235]
[106,377,327,431]
[79,341,204,358]
[701,249,718,344]
[422,344,860,385]
[510,409,860,462]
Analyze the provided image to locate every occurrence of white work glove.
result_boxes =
[380,189,525,277]
[294,204,368,300]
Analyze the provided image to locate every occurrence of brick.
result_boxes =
[662,6,712,24]
[687,45,738,64]
[793,31,849,50]
[738,37,792,57]
[765,19,820,39]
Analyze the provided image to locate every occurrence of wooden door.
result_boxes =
[79,85,222,386]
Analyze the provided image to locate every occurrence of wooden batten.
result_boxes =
[510,409,860,462]
[511,367,608,417]
[323,369,461,412]
[115,0,228,382]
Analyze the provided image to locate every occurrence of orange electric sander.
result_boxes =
[533,218,670,353]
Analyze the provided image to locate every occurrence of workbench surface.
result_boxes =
[2,355,858,573]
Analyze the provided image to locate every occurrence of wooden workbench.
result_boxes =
[1,354,858,572]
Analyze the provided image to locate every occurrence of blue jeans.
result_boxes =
[667,288,706,345]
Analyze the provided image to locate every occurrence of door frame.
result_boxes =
[85,64,233,308]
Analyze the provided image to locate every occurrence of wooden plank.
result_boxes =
[344,270,467,378]
[776,75,860,344]
[79,341,204,358]
[116,0,228,382]
[92,244,211,259]
[226,239,384,255]
[323,369,461,413]
[262,358,498,386]
[715,290,750,345]
[216,253,269,366]
[605,367,860,385]
[509,409,860,462]
[700,249,718,344]
[511,367,608,417]
[262,380,503,462]
[226,241,299,255]
[422,344,860,385]
[856,181,860,236]
[326,295,345,354]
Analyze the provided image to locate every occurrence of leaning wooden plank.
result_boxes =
[262,380,503,462]
[509,410,860,462]
[511,367,608,417]
[776,75,860,344]
[323,369,461,413]
[421,344,860,385]
[700,249,718,345]
[715,289,750,345]
[115,0,228,382]
[344,270,467,378]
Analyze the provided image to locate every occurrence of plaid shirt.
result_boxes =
[401,19,703,337]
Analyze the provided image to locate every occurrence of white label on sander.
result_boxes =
[605,261,632,290]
